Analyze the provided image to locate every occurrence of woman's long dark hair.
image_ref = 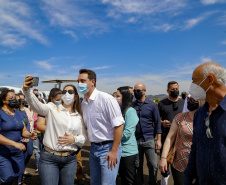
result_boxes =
[47,88,62,103]
[117,86,133,117]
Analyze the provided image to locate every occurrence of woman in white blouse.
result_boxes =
[23,75,87,185]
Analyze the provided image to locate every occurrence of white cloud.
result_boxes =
[102,0,186,15]
[201,56,212,63]
[182,11,218,30]
[0,0,48,48]
[63,30,78,40]
[201,0,226,5]
[221,40,226,45]
[34,58,56,70]
[126,17,136,23]
[183,16,206,30]
[153,24,173,32]
[217,52,226,55]
[41,0,108,35]
[0,50,13,54]
[91,66,111,70]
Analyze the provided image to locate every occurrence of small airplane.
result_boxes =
[0,86,23,94]
[41,79,78,89]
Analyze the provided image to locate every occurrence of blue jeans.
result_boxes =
[89,142,122,185]
[18,139,34,183]
[38,149,77,185]
[33,134,42,169]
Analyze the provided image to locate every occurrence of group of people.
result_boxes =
[0,62,226,185]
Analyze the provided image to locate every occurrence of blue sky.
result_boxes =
[0,0,226,95]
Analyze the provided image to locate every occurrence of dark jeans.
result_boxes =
[38,149,77,185]
[119,154,137,185]
[136,139,158,185]
[171,166,184,185]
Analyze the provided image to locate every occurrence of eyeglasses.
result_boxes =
[133,89,143,93]
[205,116,213,138]
[62,90,74,95]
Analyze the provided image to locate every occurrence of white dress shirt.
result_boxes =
[81,88,125,143]
[23,89,87,151]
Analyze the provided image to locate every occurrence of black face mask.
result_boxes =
[20,100,25,106]
[8,99,19,108]
[187,101,199,111]
[134,91,143,100]
[170,90,179,98]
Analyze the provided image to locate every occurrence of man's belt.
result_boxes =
[92,140,113,145]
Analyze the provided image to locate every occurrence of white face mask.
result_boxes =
[188,76,211,101]
[61,93,75,105]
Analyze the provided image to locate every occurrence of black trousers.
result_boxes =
[119,154,137,185]
[171,166,184,185]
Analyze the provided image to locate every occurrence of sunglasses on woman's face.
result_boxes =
[62,89,74,95]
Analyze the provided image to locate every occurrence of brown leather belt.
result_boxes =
[44,146,74,157]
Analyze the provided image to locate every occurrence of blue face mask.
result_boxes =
[77,83,91,95]
[54,100,61,105]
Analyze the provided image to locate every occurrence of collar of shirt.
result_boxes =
[134,97,149,106]
[82,88,98,104]
[203,95,226,112]
[49,102,79,116]
[219,95,226,111]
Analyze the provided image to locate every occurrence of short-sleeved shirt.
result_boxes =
[0,109,25,146]
[158,98,184,140]
[172,112,193,173]
[0,109,25,183]
[81,88,125,143]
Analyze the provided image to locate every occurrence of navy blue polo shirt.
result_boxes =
[133,98,162,142]
[185,95,226,185]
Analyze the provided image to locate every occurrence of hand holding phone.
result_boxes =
[29,77,39,87]
[23,75,39,91]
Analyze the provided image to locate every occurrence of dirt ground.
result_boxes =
[23,141,174,185]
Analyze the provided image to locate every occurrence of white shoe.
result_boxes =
[161,175,170,185]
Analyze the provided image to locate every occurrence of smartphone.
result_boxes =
[29,77,39,87]
[161,170,170,177]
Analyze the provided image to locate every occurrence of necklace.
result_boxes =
[1,108,15,116]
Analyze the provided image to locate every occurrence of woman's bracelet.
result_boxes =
[161,156,167,159]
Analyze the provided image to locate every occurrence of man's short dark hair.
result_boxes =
[79,69,97,87]
[167,81,178,89]
[125,86,133,90]
[33,88,38,92]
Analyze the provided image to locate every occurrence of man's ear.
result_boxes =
[91,79,95,86]
[208,75,214,85]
